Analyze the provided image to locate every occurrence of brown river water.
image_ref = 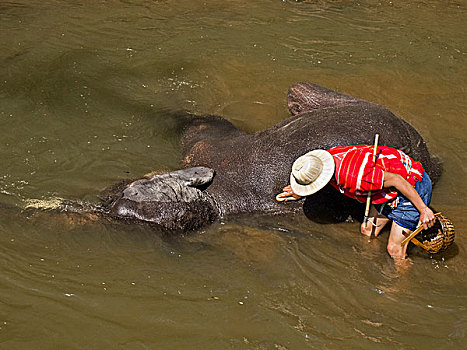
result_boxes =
[0,0,466,349]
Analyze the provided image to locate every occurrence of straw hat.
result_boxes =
[290,149,335,196]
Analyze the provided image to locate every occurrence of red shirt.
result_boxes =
[327,145,424,204]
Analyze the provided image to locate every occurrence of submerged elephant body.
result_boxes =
[104,82,441,230]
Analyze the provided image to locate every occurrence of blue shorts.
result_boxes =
[375,171,432,230]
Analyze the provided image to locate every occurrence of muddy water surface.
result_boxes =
[0,1,466,349]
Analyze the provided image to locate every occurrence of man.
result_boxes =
[276,145,436,259]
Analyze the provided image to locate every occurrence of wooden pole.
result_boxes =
[361,134,379,232]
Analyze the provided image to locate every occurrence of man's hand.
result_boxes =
[276,185,302,202]
[418,206,436,230]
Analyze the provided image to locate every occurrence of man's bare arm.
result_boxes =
[383,172,435,229]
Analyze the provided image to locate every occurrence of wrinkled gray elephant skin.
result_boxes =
[102,167,219,231]
[104,82,441,231]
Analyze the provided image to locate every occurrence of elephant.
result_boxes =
[97,82,441,232]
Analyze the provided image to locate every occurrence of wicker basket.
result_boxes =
[411,213,455,254]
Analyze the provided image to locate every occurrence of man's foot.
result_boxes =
[360,207,389,237]
[361,222,373,236]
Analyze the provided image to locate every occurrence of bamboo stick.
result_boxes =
[361,134,379,231]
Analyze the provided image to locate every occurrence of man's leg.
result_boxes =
[361,205,390,237]
[387,221,410,259]
[385,171,432,259]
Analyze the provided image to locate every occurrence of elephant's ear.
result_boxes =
[287,82,360,116]
[172,167,215,188]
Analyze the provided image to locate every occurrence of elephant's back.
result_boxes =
[254,103,441,182]
[181,103,441,216]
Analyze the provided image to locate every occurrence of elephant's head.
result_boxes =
[105,167,219,231]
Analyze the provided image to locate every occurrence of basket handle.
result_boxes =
[400,212,441,246]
